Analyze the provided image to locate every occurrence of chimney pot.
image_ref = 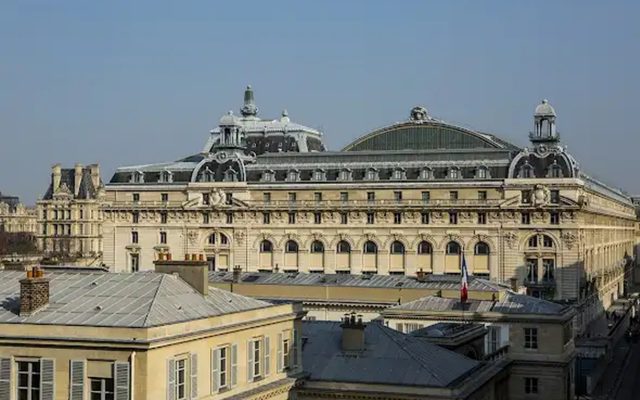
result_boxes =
[19,272,50,316]
[341,311,366,351]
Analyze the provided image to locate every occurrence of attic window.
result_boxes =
[338,169,352,181]
[365,168,379,181]
[312,169,326,182]
[261,170,276,182]
[286,170,300,182]
[449,167,460,180]
[519,163,534,179]
[476,167,488,179]
[198,167,214,182]
[548,163,563,178]
[159,170,173,183]
[131,171,144,183]
[419,167,433,180]
[224,168,238,182]
[392,168,406,181]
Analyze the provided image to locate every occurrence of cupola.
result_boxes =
[531,99,558,143]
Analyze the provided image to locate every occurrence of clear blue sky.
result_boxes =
[1,1,639,204]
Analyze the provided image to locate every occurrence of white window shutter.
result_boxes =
[114,361,130,400]
[0,358,11,400]
[41,358,55,400]
[69,360,84,400]
[247,341,254,383]
[230,344,238,388]
[277,333,283,372]
[167,359,176,400]
[264,336,270,377]
[211,349,219,394]
[190,353,198,399]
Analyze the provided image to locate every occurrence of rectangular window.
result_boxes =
[340,192,348,202]
[288,212,296,224]
[524,328,538,349]
[550,190,560,204]
[160,212,168,224]
[421,191,430,203]
[449,212,458,224]
[525,377,539,394]
[252,339,262,379]
[314,192,322,202]
[161,193,168,203]
[449,191,458,201]
[340,212,348,225]
[219,346,228,389]
[78,209,82,219]
[522,190,531,204]
[226,213,233,224]
[394,212,402,224]
[367,192,375,202]
[203,193,210,205]
[478,212,487,224]
[550,212,560,225]
[203,213,210,224]
[478,190,487,201]
[132,212,139,224]
[314,212,322,224]
[521,212,531,225]
[421,212,429,224]
[160,232,167,244]
[225,193,233,205]
[367,212,375,224]
[283,335,291,369]
[90,377,115,400]
[17,361,41,400]
[176,359,187,400]
[488,326,500,353]
[131,231,138,244]
[263,192,271,203]
[288,192,297,203]
[132,193,140,202]
[394,191,402,202]
[263,212,271,224]
[131,254,139,272]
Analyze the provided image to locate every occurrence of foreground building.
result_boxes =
[42,87,636,333]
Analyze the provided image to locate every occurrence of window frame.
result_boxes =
[524,327,538,350]
[16,360,41,400]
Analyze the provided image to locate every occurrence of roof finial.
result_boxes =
[241,85,258,117]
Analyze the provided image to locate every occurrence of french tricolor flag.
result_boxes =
[460,254,469,303]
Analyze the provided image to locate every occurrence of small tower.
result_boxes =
[530,99,558,144]
[217,111,244,148]
[240,85,258,118]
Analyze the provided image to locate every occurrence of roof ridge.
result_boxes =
[141,274,166,327]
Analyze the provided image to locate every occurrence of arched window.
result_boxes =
[287,170,300,182]
[313,169,326,181]
[337,241,351,253]
[528,236,538,248]
[338,169,352,181]
[260,240,273,253]
[548,164,563,178]
[198,167,214,183]
[363,241,378,254]
[475,242,490,255]
[542,235,554,248]
[449,167,460,179]
[159,170,173,183]
[390,241,405,254]
[418,241,432,254]
[419,167,433,180]
[220,233,228,245]
[285,240,299,253]
[208,233,216,245]
[224,168,238,182]
[446,242,461,255]
[519,163,534,179]
[311,240,325,253]
[365,168,378,181]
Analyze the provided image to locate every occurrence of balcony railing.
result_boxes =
[246,198,502,208]
[484,345,510,361]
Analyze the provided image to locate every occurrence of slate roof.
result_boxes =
[209,271,508,292]
[0,270,271,328]
[43,167,101,200]
[388,291,569,316]
[302,320,479,387]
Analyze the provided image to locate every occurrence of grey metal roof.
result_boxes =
[0,270,271,328]
[209,271,507,292]
[388,291,568,316]
[302,320,479,387]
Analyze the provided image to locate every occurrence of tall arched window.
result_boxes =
[445,241,462,274]
[285,240,299,253]
[220,233,229,245]
[473,241,490,275]
[418,241,432,254]
[446,242,461,254]
[417,241,433,272]
[311,241,325,253]
[475,242,490,255]
[208,233,216,245]
[363,241,378,254]
[260,240,273,253]
[337,241,351,253]
[524,234,557,298]
[390,241,405,254]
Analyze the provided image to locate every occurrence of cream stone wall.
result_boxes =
[0,203,37,234]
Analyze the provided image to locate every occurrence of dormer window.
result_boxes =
[159,170,173,183]
[476,166,488,179]
[131,171,144,183]
[224,167,238,182]
[519,163,534,179]
[449,167,460,180]
[547,162,563,178]
[419,167,433,180]
[261,170,276,182]
[392,168,406,181]
[198,167,214,183]
[286,169,300,182]
[312,169,326,182]
[338,169,352,181]
[365,168,379,181]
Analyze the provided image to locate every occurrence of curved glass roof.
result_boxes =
[342,121,511,152]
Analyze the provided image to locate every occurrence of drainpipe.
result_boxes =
[130,350,136,400]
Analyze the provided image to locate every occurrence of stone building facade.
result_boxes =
[43,87,636,332]
[0,201,36,234]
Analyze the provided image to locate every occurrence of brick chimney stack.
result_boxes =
[341,312,366,352]
[19,267,50,316]
[154,254,208,295]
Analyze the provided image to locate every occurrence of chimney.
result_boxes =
[341,312,366,352]
[416,268,426,282]
[74,163,83,197]
[19,267,50,316]
[52,164,62,192]
[89,164,101,190]
[232,265,242,283]
[154,254,208,295]
[510,277,519,292]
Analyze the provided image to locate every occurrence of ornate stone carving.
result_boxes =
[504,232,518,249]
[234,231,245,245]
[187,230,199,246]
[562,232,578,249]
[531,184,551,208]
